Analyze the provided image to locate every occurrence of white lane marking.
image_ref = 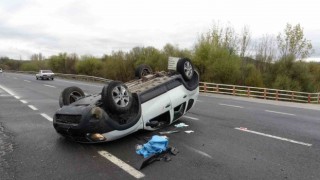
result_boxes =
[98,151,145,179]
[41,113,53,121]
[57,79,103,88]
[44,84,56,88]
[265,110,296,116]
[28,105,38,110]
[20,100,27,104]
[184,145,212,159]
[219,103,243,108]
[184,116,199,121]
[24,80,31,83]
[0,84,15,96]
[235,127,312,147]
[14,96,20,99]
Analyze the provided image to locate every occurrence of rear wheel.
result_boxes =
[177,58,194,81]
[59,86,85,107]
[135,64,153,79]
[101,81,132,114]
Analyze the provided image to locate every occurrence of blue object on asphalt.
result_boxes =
[136,135,169,158]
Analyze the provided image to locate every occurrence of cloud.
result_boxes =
[0,0,319,59]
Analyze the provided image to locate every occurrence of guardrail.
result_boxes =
[4,70,319,104]
[199,82,320,104]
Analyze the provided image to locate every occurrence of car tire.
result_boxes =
[177,58,194,81]
[101,81,133,114]
[51,77,54,80]
[135,64,153,79]
[36,77,38,80]
[59,86,85,108]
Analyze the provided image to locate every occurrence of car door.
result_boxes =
[168,85,188,122]
[141,91,172,129]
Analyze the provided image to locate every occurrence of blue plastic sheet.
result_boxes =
[136,135,168,158]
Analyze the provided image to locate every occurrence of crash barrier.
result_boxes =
[5,70,112,83]
[199,82,320,104]
[5,70,319,104]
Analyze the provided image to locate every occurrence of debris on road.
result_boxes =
[174,122,189,128]
[136,146,179,170]
[136,135,169,158]
[159,130,180,135]
[184,130,194,134]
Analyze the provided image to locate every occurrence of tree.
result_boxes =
[239,26,251,58]
[277,23,313,59]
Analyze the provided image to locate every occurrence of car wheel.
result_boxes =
[177,58,194,81]
[101,81,133,114]
[135,64,153,79]
[36,77,38,80]
[59,86,85,108]
[51,77,54,80]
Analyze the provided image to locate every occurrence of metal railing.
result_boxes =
[199,82,320,104]
[4,70,319,104]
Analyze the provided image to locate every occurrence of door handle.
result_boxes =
[165,104,171,108]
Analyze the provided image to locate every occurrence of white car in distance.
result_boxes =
[36,70,54,80]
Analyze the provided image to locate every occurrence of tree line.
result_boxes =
[0,23,319,93]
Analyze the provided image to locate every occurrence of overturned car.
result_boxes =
[53,57,199,143]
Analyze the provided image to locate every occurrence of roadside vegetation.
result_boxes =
[1,23,319,93]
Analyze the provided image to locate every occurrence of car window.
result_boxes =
[42,70,53,73]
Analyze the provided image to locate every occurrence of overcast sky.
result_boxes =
[0,0,319,60]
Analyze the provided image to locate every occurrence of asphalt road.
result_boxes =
[1,72,320,180]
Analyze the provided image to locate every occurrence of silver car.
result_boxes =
[36,70,54,80]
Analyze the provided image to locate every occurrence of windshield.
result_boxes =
[42,70,53,73]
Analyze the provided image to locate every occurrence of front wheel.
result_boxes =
[101,81,133,114]
[59,86,85,107]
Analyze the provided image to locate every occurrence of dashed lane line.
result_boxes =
[98,151,145,179]
[265,110,296,116]
[41,113,53,121]
[44,84,56,88]
[184,145,212,159]
[14,96,20,99]
[235,127,312,147]
[184,116,199,121]
[219,103,244,108]
[28,105,38,111]
[0,84,15,96]
[20,100,27,104]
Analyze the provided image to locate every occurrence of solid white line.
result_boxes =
[14,96,20,99]
[219,103,243,108]
[235,127,312,147]
[20,100,27,104]
[185,145,212,159]
[41,113,53,121]
[44,84,56,88]
[28,105,38,110]
[24,80,31,83]
[98,151,145,179]
[0,84,15,96]
[184,116,199,121]
[265,110,296,116]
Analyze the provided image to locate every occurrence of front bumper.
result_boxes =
[53,106,113,143]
